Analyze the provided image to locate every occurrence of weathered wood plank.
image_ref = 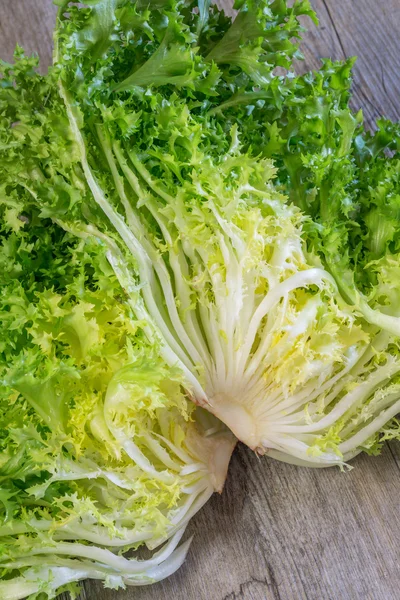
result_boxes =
[79,446,400,600]
[0,2,399,599]
[299,0,400,126]
[0,0,57,71]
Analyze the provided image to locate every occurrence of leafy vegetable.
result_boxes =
[0,201,234,598]
[1,0,400,595]
[1,10,400,600]
[50,0,400,462]
[1,0,399,472]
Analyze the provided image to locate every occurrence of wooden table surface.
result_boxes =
[1,2,399,599]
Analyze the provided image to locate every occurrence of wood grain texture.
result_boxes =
[0,1,399,599]
[0,0,57,70]
[299,0,400,125]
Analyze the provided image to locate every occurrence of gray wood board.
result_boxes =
[0,1,399,599]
